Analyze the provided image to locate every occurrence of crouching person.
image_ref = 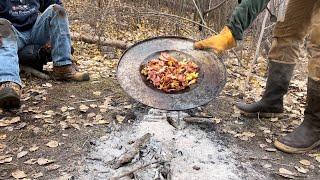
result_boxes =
[0,0,90,109]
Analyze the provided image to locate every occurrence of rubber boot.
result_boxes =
[274,78,320,153]
[236,61,295,118]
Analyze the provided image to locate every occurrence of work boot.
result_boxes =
[274,78,320,153]
[0,82,21,109]
[52,64,90,81]
[236,61,295,118]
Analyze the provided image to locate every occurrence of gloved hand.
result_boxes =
[194,26,237,54]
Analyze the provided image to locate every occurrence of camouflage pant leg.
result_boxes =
[308,1,320,81]
[268,0,319,64]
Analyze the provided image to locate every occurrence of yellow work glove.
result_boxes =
[194,26,236,54]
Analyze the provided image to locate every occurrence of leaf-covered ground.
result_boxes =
[1,1,320,179]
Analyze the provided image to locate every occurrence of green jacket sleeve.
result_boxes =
[227,0,270,40]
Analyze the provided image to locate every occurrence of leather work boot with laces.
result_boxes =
[52,64,90,81]
[274,78,320,153]
[0,82,21,109]
[235,61,295,118]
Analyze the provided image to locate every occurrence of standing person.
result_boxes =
[195,0,320,153]
[0,0,90,109]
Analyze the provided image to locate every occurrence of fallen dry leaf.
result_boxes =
[263,164,272,169]
[0,155,13,164]
[46,164,61,171]
[89,104,98,108]
[93,91,101,96]
[265,138,272,143]
[270,117,278,122]
[123,105,132,109]
[32,172,43,179]
[95,114,103,121]
[87,113,96,118]
[61,106,68,112]
[265,148,277,152]
[46,140,59,148]
[259,144,267,149]
[60,121,69,130]
[299,159,311,166]
[43,83,53,88]
[0,117,21,127]
[0,134,6,140]
[97,120,109,125]
[279,168,294,175]
[235,131,255,141]
[79,104,89,113]
[29,145,39,152]
[100,108,107,113]
[12,170,27,179]
[24,159,37,165]
[116,115,125,123]
[17,151,28,159]
[84,123,94,127]
[213,117,221,124]
[295,166,309,174]
[37,158,54,165]
[71,123,81,130]
[0,143,6,151]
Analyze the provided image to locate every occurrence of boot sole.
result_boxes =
[274,139,320,154]
[239,110,283,118]
[0,89,21,109]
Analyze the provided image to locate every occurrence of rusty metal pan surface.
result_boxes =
[117,36,226,110]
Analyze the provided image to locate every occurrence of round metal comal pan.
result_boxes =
[117,36,227,111]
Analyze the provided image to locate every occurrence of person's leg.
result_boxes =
[30,4,72,66]
[274,2,320,153]
[236,0,318,117]
[30,4,89,81]
[0,18,25,108]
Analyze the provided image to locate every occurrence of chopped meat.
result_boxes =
[141,52,199,92]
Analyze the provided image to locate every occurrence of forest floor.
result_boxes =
[1,2,320,180]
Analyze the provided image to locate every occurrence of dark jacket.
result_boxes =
[0,0,62,31]
[227,0,270,40]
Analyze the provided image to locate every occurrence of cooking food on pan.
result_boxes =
[141,52,199,93]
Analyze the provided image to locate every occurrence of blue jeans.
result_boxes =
[0,4,72,86]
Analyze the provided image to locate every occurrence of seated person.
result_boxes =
[0,0,90,109]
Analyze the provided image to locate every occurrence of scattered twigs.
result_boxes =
[20,66,50,80]
[114,133,151,169]
[192,0,207,27]
[203,0,228,15]
[231,49,243,67]
[71,32,132,49]
[132,11,217,34]
[111,161,166,180]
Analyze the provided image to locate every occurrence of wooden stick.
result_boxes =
[114,133,151,169]
[204,0,228,15]
[184,117,214,124]
[71,32,132,49]
[20,66,50,80]
[111,161,166,180]
[192,0,207,26]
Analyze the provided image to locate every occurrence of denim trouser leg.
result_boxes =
[30,4,72,66]
[0,18,28,86]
